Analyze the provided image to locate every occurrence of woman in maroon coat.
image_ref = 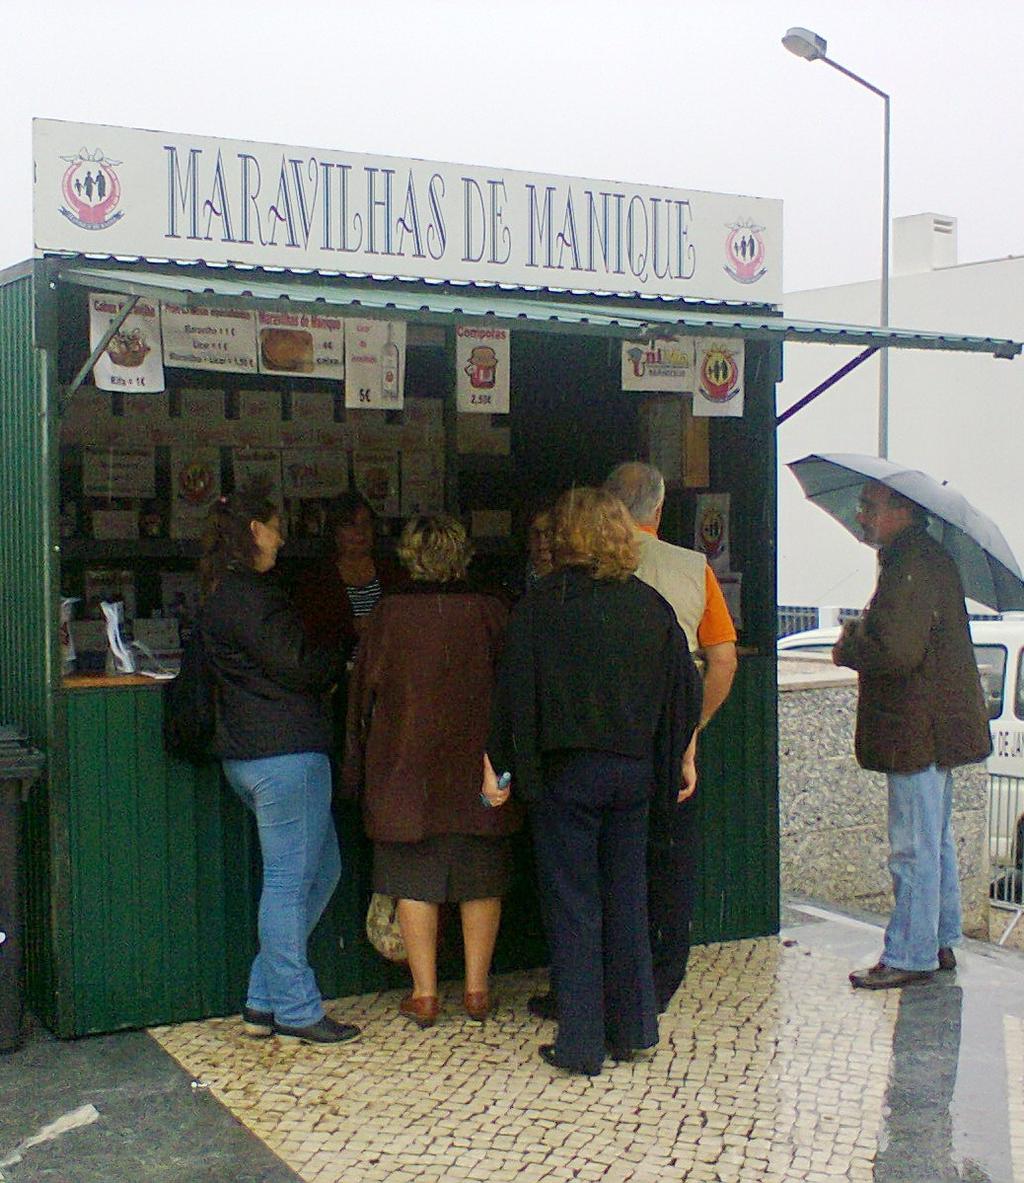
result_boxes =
[343,514,519,1027]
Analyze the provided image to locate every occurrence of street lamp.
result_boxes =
[782,27,891,459]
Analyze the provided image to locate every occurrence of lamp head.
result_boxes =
[782,27,827,61]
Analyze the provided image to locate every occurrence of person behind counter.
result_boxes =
[295,491,406,665]
[482,487,700,1076]
[343,514,517,1027]
[200,488,360,1046]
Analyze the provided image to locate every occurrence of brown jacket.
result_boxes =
[834,526,991,774]
[342,583,522,843]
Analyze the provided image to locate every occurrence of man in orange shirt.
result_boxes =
[606,462,737,1010]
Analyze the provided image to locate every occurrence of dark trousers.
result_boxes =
[648,796,699,1012]
[531,752,658,1071]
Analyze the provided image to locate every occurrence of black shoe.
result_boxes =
[527,991,558,1020]
[273,1015,361,1044]
[606,1043,657,1063]
[241,1006,274,1038]
[938,946,957,971]
[538,1043,601,1076]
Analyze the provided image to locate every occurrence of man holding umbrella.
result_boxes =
[830,480,991,988]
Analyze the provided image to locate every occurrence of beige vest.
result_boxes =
[634,529,707,652]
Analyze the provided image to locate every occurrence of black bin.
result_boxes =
[0,728,45,1054]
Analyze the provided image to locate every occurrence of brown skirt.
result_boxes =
[373,833,514,902]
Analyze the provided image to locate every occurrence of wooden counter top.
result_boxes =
[62,673,170,690]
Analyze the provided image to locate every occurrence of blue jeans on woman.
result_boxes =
[882,764,962,972]
[223,752,340,1028]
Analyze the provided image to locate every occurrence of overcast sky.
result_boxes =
[6,0,1024,293]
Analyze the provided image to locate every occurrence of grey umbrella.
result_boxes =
[787,452,1024,612]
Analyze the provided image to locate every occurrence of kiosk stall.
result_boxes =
[1,119,1017,1036]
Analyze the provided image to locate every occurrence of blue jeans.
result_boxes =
[223,752,340,1027]
[883,765,962,972]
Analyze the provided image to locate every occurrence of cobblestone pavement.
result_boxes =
[149,924,943,1183]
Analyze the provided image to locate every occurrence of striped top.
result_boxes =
[345,577,383,620]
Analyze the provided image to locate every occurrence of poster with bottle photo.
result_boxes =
[352,449,400,517]
[257,310,345,379]
[344,319,405,410]
[89,292,165,393]
[170,447,222,539]
[455,325,510,413]
[694,492,731,576]
[692,338,745,417]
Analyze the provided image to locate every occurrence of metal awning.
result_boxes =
[55,262,1022,359]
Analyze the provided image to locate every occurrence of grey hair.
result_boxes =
[604,462,665,525]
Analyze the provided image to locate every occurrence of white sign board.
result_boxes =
[34,119,783,305]
[621,335,695,393]
[456,325,510,413]
[344,319,405,410]
[256,310,344,379]
[693,338,745,417]
[162,303,259,374]
[89,293,164,393]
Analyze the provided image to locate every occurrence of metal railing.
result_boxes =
[777,605,1003,639]
[988,773,1024,944]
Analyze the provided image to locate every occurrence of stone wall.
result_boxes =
[778,658,989,937]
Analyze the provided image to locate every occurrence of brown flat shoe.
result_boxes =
[399,993,439,1028]
[938,946,957,971]
[849,963,933,990]
[463,991,491,1021]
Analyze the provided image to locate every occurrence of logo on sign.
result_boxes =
[700,346,740,403]
[724,219,766,284]
[698,506,725,560]
[59,147,124,231]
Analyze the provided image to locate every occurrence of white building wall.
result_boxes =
[777,245,1024,609]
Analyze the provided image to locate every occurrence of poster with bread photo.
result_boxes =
[89,292,165,393]
[257,311,344,379]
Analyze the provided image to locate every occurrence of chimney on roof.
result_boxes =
[893,213,958,275]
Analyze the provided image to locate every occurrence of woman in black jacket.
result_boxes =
[200,488,359,1046]
[484,487,699,1075]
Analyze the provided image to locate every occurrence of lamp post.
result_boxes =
[782,27,891,459]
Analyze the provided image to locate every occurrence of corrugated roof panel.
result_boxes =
[53,262,1022,359]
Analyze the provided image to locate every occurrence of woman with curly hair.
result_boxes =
[343,514,517,1027]
[484,487,700,1075]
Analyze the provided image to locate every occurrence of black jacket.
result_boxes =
[202,570,342,761]
[487,567,700,813]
